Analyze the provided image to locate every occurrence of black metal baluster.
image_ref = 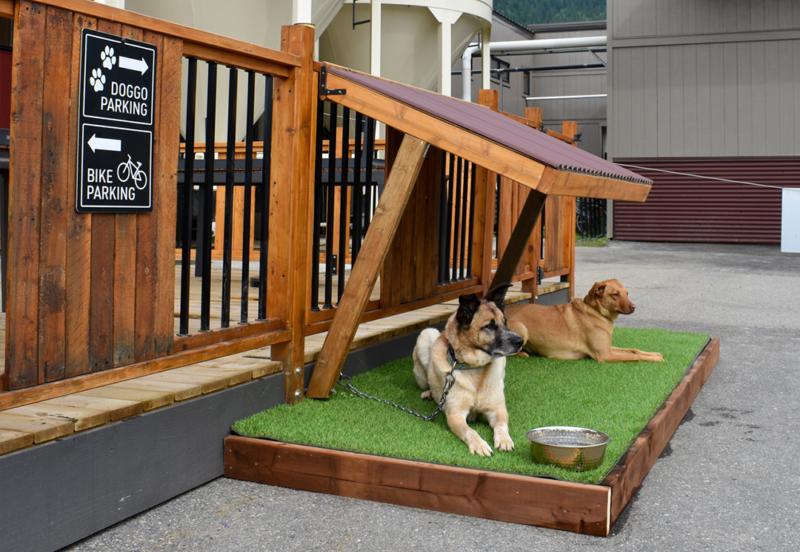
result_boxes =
[199,62,217,331]
[494,174,501,260]
[221,66,237,328]
[311,98,325,312]
[323,102,337,309]
[240,70,255,324]
[351,111,364,262]
[257,75,273,320]
[452,156,463,281]
[540,203,546,260]
[466,161,476,278]
[437,149,447,285]
[179,57,198,336]
[458,158,469,280]
[363,117,375,236]
[337,107,350,302]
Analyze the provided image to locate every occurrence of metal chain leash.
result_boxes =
[337,369,456,422]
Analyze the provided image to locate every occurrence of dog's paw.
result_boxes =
[467,435,493,457]
[420,390,432,401]
[654,353,665,362]
[516,350,530,358]
[494,433,515,452]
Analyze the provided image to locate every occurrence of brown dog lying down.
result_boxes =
[413,284,524,456]
[506,279,664,363]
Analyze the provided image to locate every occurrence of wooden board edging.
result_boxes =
[601,337,720,525]
[225,436,612,536]
[225,338,719,536]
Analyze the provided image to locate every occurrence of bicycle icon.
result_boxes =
[117,154,148,190]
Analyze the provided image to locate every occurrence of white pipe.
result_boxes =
[526,93,607,101]
[461,35,607,102]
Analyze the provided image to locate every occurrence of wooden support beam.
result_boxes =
[489,168,557,290]
[305,135,429,399]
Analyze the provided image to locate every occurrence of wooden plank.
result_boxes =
[88,19,121,374]
[0,328,291,411]
[603,337,719,526]
[0,412,74,443]
[173,319,283,352]
[175,365,253,386]
[79,385,174,412]
[154,35,182,357]
[0,429,34,455]
[45,394,144,421]
[6,0,46,390]
[225,437,611,537]
[0,0,12,17]
[144,370,231,394]
[547,172,651,202]
[7,403,110,431]
[322,71,552,194]
[490,170,556,290]
[109,24,142,368]
[65,13,96,378]
[38,5,72,383]
[306,135,428,399]
[112,378,203,402]
[132,29,161,363]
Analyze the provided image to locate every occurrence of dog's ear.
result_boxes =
[584,282,606,307]
[456,293,481,328]
[484,283,513,312]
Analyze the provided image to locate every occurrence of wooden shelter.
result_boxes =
[306,64,651,398]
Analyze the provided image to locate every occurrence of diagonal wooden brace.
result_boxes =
[489,167,557,290]
[306,135,429,399]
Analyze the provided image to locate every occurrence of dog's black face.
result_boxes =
[456,284,524,357]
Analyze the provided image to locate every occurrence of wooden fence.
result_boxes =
[0,0,577,409]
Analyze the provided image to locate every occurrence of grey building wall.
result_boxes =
[451,14,608,159]
[609,0,800,159]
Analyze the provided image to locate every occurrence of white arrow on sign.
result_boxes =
[88,134,122,152]
[118,56,149,75]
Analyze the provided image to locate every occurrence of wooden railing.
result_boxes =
[0,0,312,408]
[0,0,577,409]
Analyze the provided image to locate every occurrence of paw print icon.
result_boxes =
[101,45,116,70]
[90,68,106,92]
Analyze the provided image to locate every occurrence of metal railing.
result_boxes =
[176,60,274,335]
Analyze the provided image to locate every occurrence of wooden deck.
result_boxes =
[0,281,559,457]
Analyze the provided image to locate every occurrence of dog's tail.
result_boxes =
[412,328,440,390]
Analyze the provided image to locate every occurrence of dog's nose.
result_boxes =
[629,304,636,313]
[511,334,524,351]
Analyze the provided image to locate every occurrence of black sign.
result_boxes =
[77,29,157,213]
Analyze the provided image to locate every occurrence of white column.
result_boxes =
[429,7,461,97]
[293,0,313,25]
[481,22,491,90]
[370,0,382,76]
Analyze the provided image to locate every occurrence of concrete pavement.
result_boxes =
[62,241,800,552]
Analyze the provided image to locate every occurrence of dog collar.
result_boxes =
[447,345,481,371]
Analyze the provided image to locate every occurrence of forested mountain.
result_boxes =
[494,0,606,26]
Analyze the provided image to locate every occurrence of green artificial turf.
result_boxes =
[234,328,710,484]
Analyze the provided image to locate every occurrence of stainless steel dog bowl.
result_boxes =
[526,426,610,472]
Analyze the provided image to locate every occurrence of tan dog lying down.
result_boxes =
[506,279,664,363]
[413,284,524,456]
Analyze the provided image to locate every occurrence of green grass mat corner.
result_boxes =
[234,328,710,484]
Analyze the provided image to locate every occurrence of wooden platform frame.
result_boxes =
[225,337,719,537]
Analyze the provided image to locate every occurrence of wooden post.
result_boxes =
[475,90,498,294]
[562,121,578,300]
[489,168,557,290]
[267,24,316,404]
[306,135,428,399]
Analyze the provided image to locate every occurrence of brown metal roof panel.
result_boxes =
[328,66,652,186]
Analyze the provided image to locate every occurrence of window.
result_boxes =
[490,57,510,84]
[523,71,530,96]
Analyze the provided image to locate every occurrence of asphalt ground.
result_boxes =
[62,241,800,552]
